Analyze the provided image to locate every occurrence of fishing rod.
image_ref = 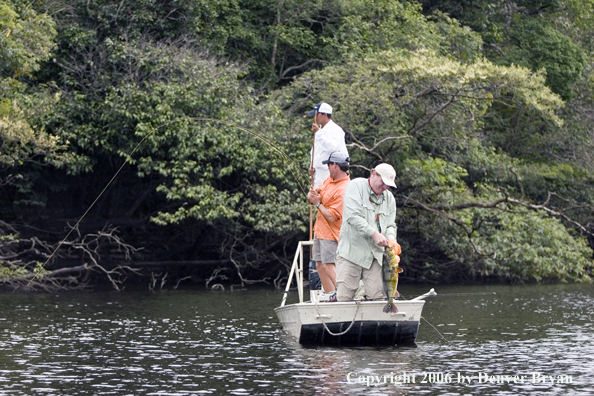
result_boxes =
[31,117,310,281]
[309,110,317,242]
[412,291,497,297]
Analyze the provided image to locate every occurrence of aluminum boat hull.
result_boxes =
[275,299,425,347]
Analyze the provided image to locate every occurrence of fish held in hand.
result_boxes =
[382,246,403,313]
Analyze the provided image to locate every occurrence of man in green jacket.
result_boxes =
[335,163,401,302]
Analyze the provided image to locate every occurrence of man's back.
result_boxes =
[312,120,348,187]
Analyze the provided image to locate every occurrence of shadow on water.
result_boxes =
[0,283,592,395]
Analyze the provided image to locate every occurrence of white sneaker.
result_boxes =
[319,291,337,302]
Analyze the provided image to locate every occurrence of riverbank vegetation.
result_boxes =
[2,0,593,290]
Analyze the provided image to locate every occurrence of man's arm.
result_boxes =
[316,203,337,223]
[384,194,397,241]
[309,189,338,223]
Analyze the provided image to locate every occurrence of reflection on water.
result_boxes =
[0,283,592,395]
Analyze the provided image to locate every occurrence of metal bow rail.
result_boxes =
[280,240,312,307]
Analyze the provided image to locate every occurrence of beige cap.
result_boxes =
[374,163,397,187]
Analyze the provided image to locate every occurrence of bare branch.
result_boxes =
[409,90,458,136]
[1,222,141,291]
[280,59,325,79]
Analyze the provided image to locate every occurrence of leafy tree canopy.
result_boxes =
[274,48,591,282]
[0,1,68,182]
[2,0,593,288]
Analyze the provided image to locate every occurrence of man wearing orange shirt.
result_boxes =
[307,152,351,298]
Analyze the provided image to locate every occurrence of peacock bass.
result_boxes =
[382,246,403,313]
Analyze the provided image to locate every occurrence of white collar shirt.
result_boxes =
[311,120,349,188]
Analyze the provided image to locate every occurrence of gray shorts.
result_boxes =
[312,237,338,264]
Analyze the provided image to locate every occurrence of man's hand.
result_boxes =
[388,240,402,255]
[308,189,321,205]
[312,123,320,133]
[372,231,389,247]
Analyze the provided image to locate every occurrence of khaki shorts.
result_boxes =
[312,237,338,264]
[335,255,385,302]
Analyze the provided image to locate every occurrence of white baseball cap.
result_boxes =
[308,102,333,115]
[374,163,397,188]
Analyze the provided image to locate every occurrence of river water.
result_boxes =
[0,283,592,395]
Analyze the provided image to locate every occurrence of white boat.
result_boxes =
[275,241,436,347]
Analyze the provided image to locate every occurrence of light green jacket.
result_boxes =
[336,178,397,269]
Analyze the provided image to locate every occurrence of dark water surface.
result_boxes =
[0,283,592,395]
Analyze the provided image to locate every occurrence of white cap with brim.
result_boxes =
[308,102,333,115]
[374,163,397,188]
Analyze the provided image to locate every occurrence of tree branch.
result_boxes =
[280,59,325,79]
[408,90,458,136]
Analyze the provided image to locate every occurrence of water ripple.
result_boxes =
[0,284,591,395]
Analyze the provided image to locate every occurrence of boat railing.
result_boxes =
[280,240,312,307]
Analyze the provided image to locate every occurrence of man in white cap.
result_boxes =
[308,102,349,188]
[335,163,401,302]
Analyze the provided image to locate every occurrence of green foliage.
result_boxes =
[429,11,483,63]
[427,207,591,283]
[329,0,484,65]
[0,1,70,195]
[0,0,56,77]
[419,0,565,47]
[0,263,29,281]
[419,1,590,100]
[553,0,594,52]
[0,259,48,282]
[480,211,591,283]
[401,157,469,199]
[0,80,66,167]
[0,232,48,281]
[145,103,310,234]
[278,48,564,168]
[332,0,441,56]
[44,34,310,250]
[518,162,594,205]
[3,0,592,286]
[506,19,586,100]
[450,139,518,186]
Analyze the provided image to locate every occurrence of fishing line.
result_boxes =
[398,292,450,343]
[412,290,496,342]
[395,289,496,342]
[31,117,309,283]
[420,316,449,342]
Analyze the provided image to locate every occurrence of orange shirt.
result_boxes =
[314,174,350,241]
